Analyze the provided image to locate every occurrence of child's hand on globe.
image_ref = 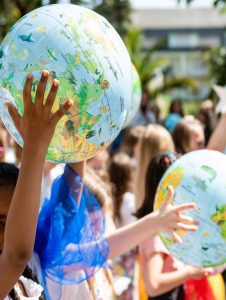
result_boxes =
[156,186,198,243]
[6,70,72,155]
[185,265,214,279]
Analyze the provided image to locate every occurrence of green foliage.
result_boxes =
[0,0,132,41]
[125,28,198,99]
[0,0,58,41]
[151,76,199,98]
[124,28,167,87]
[205,47,226,86]
[94,0,131,37]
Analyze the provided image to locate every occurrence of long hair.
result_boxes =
[0,163,45,299]
[172,118,203,154]
[108,153,132,224]
[135,124,174,210]
[135,152,178,219]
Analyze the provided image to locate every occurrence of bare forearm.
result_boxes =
[4,146,46,261]
[207,114,226,151]
[146,269,190,297]
[106,213,158,259]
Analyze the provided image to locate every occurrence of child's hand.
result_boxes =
[156,186,198,242]
[185,265,214,280]
[6,70,72,155]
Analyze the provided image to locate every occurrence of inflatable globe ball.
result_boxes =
[155,149,226,268]
[0,4,132,162]
[124,64,142,127]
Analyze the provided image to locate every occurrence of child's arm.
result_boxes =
[106,187,198,258]
[0,71,71,298]
[68,161,86,178]
[207,113,226,151]
[143,252,212,297]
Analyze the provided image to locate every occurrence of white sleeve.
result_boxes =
[119,192,136,226]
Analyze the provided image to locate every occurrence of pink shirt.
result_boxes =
[139,235,184,275]
[139,235,226,276]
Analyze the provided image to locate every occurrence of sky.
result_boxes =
[132,0,213,9]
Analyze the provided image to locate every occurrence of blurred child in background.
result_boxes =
[135,124,174,210]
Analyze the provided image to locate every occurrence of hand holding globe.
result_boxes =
[155,149,226,268]
[0,4,132,163]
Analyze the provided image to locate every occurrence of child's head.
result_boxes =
[135,124,175,209]
[0,163,19,251]
[107,152,132,223]
[172,118,205,154]
[136,152,178,219]
[169,99,184,117]
[121,125,145,158]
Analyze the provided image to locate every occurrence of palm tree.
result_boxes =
[94,0,131,37]
[124,28,198,98]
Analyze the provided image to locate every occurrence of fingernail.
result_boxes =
[27,73,33,79]
[53,79,59,87]
[66,99,73,106]
[42,70,49,77]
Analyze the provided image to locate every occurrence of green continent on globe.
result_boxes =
[0,4,132,162]
[155,167,184,210]
[201,165,217,183]
[192,175,207,191]
[211,205,226,239]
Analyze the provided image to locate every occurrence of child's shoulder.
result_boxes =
[140,234,169,259]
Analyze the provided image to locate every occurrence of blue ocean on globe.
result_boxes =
[0,4,132,162]
[155,149,226,267]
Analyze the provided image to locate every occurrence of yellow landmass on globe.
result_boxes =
[211,205,226,239]
[154,167,184,210]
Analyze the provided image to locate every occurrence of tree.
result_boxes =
[0,0,132,41]
[94,0,131,37]
[205,47,226,86]
[0,0,57,41]
[124,28,198,98]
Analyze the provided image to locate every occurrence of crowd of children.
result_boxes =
[1,72,226,300]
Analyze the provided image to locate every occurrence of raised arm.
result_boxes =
[207,113,226,151]
[0,71,71,298]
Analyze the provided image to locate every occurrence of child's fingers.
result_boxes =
[6,103,21,131]
[172,232,182,243]
[173,202,196,213]
[23,73,33,111]
[175,222,198,232]
[203,267,214,276]
[178,214,199,226]
[35,70,49,108]
[51,99,72,124]
[161,186,174,208]
[45,79,59,112]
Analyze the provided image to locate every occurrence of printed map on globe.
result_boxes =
[0,4,132,162]
[154,150,226,267]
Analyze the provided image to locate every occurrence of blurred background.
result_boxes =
[1,0,226,115]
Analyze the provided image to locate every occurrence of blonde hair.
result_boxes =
[107,152,132,224]
[85,167,113,217]
[135,124,174,209]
